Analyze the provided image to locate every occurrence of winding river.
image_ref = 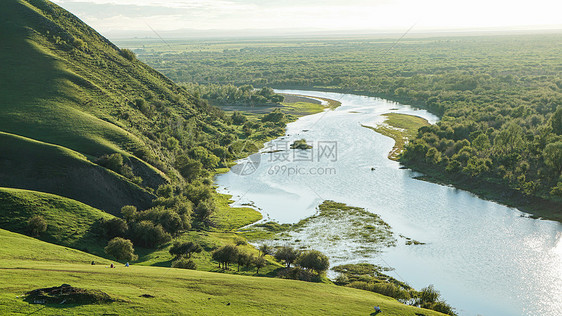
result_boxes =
[216,90,562,316]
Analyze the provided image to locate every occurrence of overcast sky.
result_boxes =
[52,0,562,36]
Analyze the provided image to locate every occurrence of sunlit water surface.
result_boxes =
[216,90,562,316]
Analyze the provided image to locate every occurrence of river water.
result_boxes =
[215,90,562,316]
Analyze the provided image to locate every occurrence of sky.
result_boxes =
[51,0,562,37]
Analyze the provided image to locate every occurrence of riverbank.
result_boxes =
[353,98,562,223]
[362,113,430,160]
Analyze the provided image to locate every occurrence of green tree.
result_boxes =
[129,221,171,248]
[120,205,137,222]
[166,137,179,150]
[472,133,491,152]
[236,251,251,272]
[253,255,267,274]
[104,237,137,261]
[176,155,203,181]
[27,215,47,237]
[494,123,524,154]
[296,250,330,275]
[169,241,202,259]
[188,146,220,169]
[172,258,197,270]
[543,141,562,174]
[259,244,271,257]
[100,217,128,239]
[274,246,300,267]
[551,106,562,135]
[194,199,216,224]
[120,48,136,61]
[212,245,239,269]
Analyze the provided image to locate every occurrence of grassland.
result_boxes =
[0,132,155,214]
[0,187,113,256]
[362,113,430,160]
[0,228,445,315]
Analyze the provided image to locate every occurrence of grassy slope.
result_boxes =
[0,187,114,256]
[0,229,444,316]
[363,113,430,160]
[0,0,147,160]
[0,0,190,211]
[0,132,155,214]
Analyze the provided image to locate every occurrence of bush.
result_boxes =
[259,244,272,257]
[296,250,329,275]
[72,38,87,50]
[135,207,190,236]
[120,49,136,61]
[100,217,128,239]
[172,258,197,270]
[212,244,239,269]
[129,221,171,248]
[166,137,179,150]
[96,153,123,173]
[120,205,137,222]
[27,215,47,237]
[274,246,300,267]
[184,183,212,205]
[169,241,202,258]
[371,283,411,301]
[104,237,137,261]
[176,156,203,181]
[277,267,319,282]
[231,111,247,125]
[253,255,267,274]
[194,199,216,224]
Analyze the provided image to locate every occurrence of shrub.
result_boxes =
[253,255,267,274]
[104,237,137,261]
[419,284,439,304]
[96,153,123,173]
[274,246,300,267]
[194,199,216,224]
[184,183,212,205]
[129,221,171,248]
[120,205,137,222]
[231,111,247,125]
[188,146,220,169]
[166,137,179,150]
[212,244,239,269]
[100,217,128,239]
[296,250,329,275]
[27,215,47,237]
[72,38,87,50]
[261,109,285,123]
[371,283,411,301]
[120,49,136,61]
[134,207,190,235]
[176,156,203,181]
[172,258,196,270]
[277,267,319,282]
[169,241,202,258]
[259,244,271,257]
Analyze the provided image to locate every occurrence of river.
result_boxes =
[215,90,562,316]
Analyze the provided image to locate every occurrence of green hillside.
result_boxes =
[0,132,154,213]
[0,0,238,211]
[0,187,114,255]
[0,229,445,315]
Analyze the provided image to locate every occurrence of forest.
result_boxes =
[122,34,562,211]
